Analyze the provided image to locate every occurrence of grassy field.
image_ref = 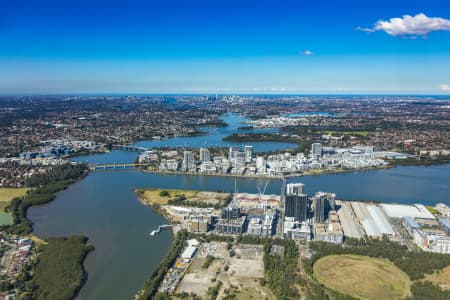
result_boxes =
[135,188,230,206]
[0,212,13,225]
[313,254,411,300]
[0,187,29,211]
[423,265,450,290]
[136,188,197,205]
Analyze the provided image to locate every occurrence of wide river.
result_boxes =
[28,114,450,300]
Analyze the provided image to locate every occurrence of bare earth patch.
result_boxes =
[423,265,450,290]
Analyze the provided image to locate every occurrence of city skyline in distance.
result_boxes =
[1,0,450,94]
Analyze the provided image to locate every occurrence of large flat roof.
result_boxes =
[381,204,435,220]
[181,246,197,259]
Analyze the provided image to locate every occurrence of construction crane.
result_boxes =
[256,179,270,213]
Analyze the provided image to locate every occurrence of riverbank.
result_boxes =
[135,188,230,207]
[291,164,393,177]
[134,189,179,237]
[33,236,94,300]
[6,164,89,235]
[136,230,189,299]
[2,164,93,300]
[134,188,231,236]
[141,169,284,180]
[140,164,393,179]
[64,148,110,159]
[388,155,450,167]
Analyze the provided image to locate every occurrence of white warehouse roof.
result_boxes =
[181,246,197,259]
[367,205,395,236]
[381,204,435,220]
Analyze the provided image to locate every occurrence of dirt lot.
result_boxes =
[176,242,273,299]
[227,244,265,278]
[423,265,450,290]
[177,242,228,296]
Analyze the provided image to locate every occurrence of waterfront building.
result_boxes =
[244,145,253,163]
[231,152,246,165]
[311,143,323,159]
[256,156,266,171]
[285,194,308,222]
[285,182,308,222]
[313,192,336,223]
[322,147,336,155]
[182,150,195,172]
[199,161,216,173]
[159,159,179,172]
[286,182,304,195]
[352,145,376,153]
[229,147,241,161]
[199,148,210,162]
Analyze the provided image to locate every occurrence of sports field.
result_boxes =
[313,254,411,300]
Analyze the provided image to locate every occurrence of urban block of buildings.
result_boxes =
[139,142,401,178]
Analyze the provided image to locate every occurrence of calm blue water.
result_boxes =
[29,113,450,300]
[134,114,294,152]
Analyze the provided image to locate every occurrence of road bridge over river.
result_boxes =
[89,163,145,171]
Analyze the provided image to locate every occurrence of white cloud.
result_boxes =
[358,13,450,36]
[302,50,314,56]
[440,84,450,91]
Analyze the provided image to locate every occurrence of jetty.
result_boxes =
[149,224,173,236]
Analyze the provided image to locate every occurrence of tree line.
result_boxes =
[305,237,450,281]
[4,164,88,235]
[138,230,189,299]
[32,236,94,300]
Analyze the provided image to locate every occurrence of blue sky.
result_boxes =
[1,0,450,94]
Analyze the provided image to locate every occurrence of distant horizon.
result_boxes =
[1,93,449,98]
